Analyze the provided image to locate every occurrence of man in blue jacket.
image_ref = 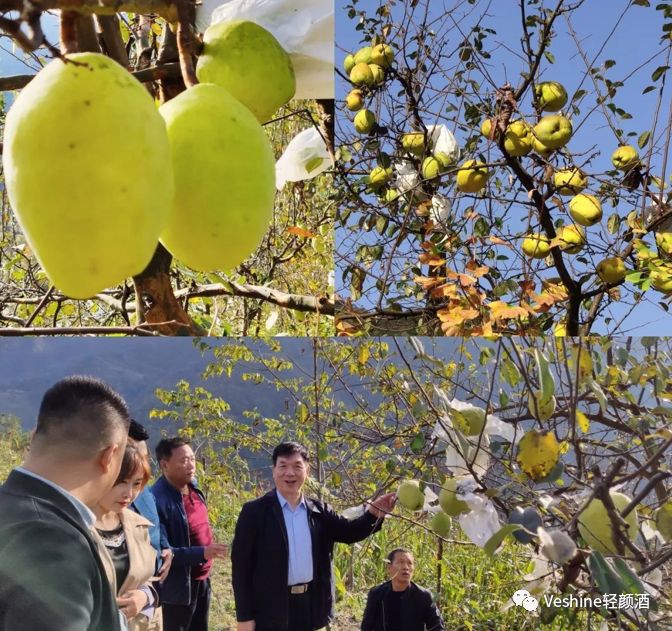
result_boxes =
[151,437,228,631]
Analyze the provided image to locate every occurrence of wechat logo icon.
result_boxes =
[512,589,539,612]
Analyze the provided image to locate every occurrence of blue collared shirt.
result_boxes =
[276,489,313,585]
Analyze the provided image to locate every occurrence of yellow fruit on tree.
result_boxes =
[528,392,556,421]
[578,492,638,555]
[655,501,672,541]
[516,429,560,481]
[422,156,442,180]
[371,43,394,68]
[456,160,489,193]
[438,478,470,516]
[522,233,551,259]
[397,479,425,511]
[402,131,426,156]
[343,54,355,74]
[368,166,393,189]
[554,168,587,196]
[532,134,554,156]
[159,84,275,272]
[353,46,373,64]
[534,81,568,112]
[596,257,626,285]
[611,145,640,171]
[354,109,376,134]
[556,224,586,254]
[503,120,533,157]
[569,194,602,226]
[196,20,296,123]
[345,89,364,111]
[533,115,573,149]
[650,260,672,294]
[434,152,455,169]
[655,232,672,256]
[350,62,374,86]
[2,52,173,299]
[480,118,493,138]
[369,63,385,85]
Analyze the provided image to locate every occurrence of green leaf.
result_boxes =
[410,433,426,453]
[484,524,523,557]
[589,551,626,595]
[607,213,621,235]
[535,348,555,403]
[544,50,555,64]
[652,65,669,81]
[638,130,652,149]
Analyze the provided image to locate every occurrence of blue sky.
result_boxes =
[336,0,672,335]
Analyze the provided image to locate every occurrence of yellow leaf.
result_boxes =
[358,345,370,365]
[516,430,560,481]
[576,410,590,433]
[488,301,529,321]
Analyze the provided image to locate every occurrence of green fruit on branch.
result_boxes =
[343,54,355,74]
[350,62,374,86]
[159,84,275,272]
[503,119,533,157]
[434,152,455,169]
[533,114,573,150]
[655,501,672,541]
[369,63,385,86]
[383,188,401,203]
[422,156,442,180]
[401,131,426,156]
[354,46,373,64]
[577,492,638,555]
[569,194,602,226]
[2,52,173,299]
[451,404,486,436]
[554,168,587,196]
[534,81,568,112]
[345,89,364,111]
[430,510,451,536]
[196,20,296,123]
[368,166,393,189]
[596,257,626,285]
[354,109,376,134]
[522,233,551,259]
[371,43,394,67]
[528,391,556,421]
[611,145,640,171]
[438,478,470,516]
[456,160,489,193]
[556,224,586,254]
[397,479,425,511]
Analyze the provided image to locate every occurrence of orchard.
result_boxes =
[0,1,335,335]
[335,0,672,337]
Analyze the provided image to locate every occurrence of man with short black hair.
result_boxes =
[0,375,130,631]
[361,548,445,631]
[151,436,228,631]
[232,441,396,631]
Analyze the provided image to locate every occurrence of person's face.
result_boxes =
[161,444,196,488]
[272,452,309,496]
[387,552,414,586]
[99,463,145,513]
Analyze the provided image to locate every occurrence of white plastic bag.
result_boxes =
[199,0,334,99]
[275,126,333,190]
[427,124,460,164]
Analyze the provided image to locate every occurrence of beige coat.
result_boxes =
[97,509,163,631]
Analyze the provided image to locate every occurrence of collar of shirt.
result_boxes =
[276,488,307,512]
[15,466,97,529]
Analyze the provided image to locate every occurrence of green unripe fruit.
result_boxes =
[159,84,275,272]
[430,511,451,536]
[655,502,672,541]
[2,52,173,299]
[343,54,355,74]
[354,109,376,134]
[196,20,296,123]
[578,492,638,555]
[438,478,470,516]
[397,480,425,511]
[353,46,373,65]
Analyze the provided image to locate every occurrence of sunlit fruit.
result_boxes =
[611,145,640,171]
[354,109,376,134]
[569,194,602,226]
[655,232,672,256]
[196,20,296,123]
[438,478,470,516]
[655,501,672,541]
[522,233,551,259]
[430,511,451,536]
[596,257,626,284]
[368,166,393,189]
[554,168,587,196]
[2,52,173,298]
[534,81,568,112]
[422,156,442,180]
[578,492,638,555]
[456,160,489,193]
[503,119,533,157]
[451,405,486,436]
[532,134,554,156]
[371,43,394,67]
[556,224,586,254]
[649,260,672,294]
[345,89,364,111]
[402,131,426,156]
[350,62,374,86]
[397,479,425,511]
[343,54,355,74]
[528,392,556,421]
[384,188,400,203]
[480,118,493,138]
[353,46,373,65]
[159,84,275,272]
[533,115,573,150]
[434,152,455,169]
[516,429,560,481]
[369,63,385,85]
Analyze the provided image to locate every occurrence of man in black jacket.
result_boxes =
[0,375,130,631]
[361,548,445,631]
[232,441,396,631]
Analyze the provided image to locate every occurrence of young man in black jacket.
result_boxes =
[361,548,445,631]
[231,441,396,631]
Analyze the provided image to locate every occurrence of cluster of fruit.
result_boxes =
[3,20,295,299]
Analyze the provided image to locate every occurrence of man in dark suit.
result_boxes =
[0,375,131,631]
[232,441,396,631]
[361,548,445,631]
